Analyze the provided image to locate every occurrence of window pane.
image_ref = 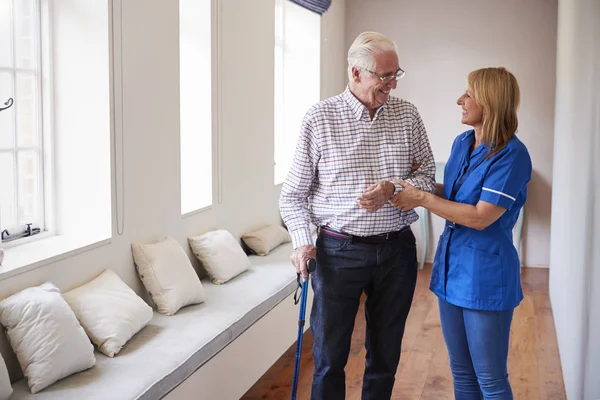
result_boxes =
[180,0,212,213]
[0,72,15,148]
[16,72,38,146]
[0,0,13,67]
[274,1,320,184]
[0,152,17,229]
[17,149,40,225]
[14,0,36,69]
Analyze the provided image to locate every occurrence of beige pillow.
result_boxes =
[132,237,205,316]
[63,270,154,357]
[241,224,291,256]
[0,283,96,394]
[0,349,12,399]
[188,230,250,284]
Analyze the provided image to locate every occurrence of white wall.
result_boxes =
[549,0,600,398]
[0,0,346,382]
[346,0,557,267]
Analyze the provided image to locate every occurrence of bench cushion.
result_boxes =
[9,243,295,399]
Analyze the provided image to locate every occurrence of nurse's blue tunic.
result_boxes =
[430,130,532,311]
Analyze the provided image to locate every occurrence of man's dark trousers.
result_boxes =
[310,227,418,400]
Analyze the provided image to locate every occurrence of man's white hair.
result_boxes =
[347,32,399,80]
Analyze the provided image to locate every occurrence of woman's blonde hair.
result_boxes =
[468,67,520,157]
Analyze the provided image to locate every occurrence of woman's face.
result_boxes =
[457,86,484,128]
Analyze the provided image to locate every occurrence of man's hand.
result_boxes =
[291,245,317,280]
[357,181,395,212]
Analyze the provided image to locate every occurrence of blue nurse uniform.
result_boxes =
[430,130,532,311]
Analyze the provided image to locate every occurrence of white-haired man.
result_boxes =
[279,32,436,399]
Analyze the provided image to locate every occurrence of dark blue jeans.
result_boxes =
[310,228,418,400]
[438,298,514,399]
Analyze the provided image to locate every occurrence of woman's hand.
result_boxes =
[390,180,426,211]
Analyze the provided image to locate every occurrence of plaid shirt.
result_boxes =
[280,87,436,249]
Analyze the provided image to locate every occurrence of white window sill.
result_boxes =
[182,204,212,219]
[0,234,111,282]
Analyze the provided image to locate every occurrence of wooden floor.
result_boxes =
[242,265,566,400]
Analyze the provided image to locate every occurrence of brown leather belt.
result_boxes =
[319,226,410,245]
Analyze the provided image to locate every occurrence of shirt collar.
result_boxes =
[461,129,491,158]
[342,86,385,121]
[461,129,475,141]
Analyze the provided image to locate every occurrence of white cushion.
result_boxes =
[188,229,251,284]
[241,224,291,256]
[0,352,12,400]
[63,269,154,357]
[132,237,205,316]
[0,283,95,394]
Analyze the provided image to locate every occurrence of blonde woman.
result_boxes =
[391,67,531,399]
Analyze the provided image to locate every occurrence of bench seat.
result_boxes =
[9,243,295,399]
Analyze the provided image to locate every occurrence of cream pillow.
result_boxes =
[63,269,154,357]
[0,283,95,394]
[188,229,250,284]
[0,352,12,400]
[241,224,291,256]
[132,237,205,316]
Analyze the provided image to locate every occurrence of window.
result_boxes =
[0,0,45,244]
[274,0,320,185]
[0,0,111,262]
[180,0,212,214]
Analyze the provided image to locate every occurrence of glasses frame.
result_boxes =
[366,68,406,83]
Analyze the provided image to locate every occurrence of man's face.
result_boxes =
[353,50,400,110]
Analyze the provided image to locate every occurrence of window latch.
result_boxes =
[0,97,14,112]
[1,223,41,242]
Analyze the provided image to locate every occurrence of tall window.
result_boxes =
[274,0,321,185]
[180,0,212,214]
[0,0,45,243]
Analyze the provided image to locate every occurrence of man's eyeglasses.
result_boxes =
[366,68,406,83]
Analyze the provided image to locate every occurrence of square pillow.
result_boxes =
[188,229,250,284]
[241,224,291,256]
[0,283,95,394]
[0,352,12,400]
[63,269,154,357]
[132,237,205,316]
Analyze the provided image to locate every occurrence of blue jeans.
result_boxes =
[438,298,514,399]
[310,228,418,400]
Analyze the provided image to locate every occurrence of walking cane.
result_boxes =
[291,258,317,400]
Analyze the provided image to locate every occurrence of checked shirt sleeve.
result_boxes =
[403,107,436,193]
[279,111,321,249]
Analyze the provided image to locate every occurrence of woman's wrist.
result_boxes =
[420,191,433,207]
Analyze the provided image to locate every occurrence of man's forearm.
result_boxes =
[405,175,437,194]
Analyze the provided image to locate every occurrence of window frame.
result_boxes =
[0,0,51,247]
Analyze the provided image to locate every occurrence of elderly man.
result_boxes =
[279,32,436,400]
